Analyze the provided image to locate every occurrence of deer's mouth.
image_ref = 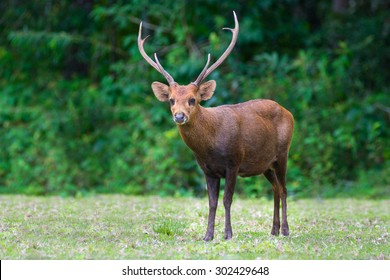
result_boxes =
[173,116,188,125]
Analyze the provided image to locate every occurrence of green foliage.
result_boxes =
[0,1,389,197]
[153,217,186,238]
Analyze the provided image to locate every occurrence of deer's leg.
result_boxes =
[223,169,238,240]
[264,169,280,236]
[203,176,220,241]
[275,157,289,236]
[280,186,289,236]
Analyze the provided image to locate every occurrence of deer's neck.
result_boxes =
[177,106,218,154]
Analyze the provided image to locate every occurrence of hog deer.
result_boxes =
[138,12,294,241]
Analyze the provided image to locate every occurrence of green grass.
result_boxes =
[0,195,388,259]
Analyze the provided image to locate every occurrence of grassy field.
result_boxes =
[0,195,388,259]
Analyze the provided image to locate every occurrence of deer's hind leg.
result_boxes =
[264,156,289,236]
[276,156,289,236]
[264,169,281,236]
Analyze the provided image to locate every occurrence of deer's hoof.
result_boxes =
[224,231,233,240]
[271,227,280,236]
[203,235,214,242]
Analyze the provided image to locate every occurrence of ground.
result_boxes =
[0,195,388,259]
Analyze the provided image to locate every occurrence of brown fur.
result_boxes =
[152,81,294,241]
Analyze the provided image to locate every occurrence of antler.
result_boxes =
[138,22,176,85]
[192,11,239,87]
[191,54,211,87]
[138,11,239,87]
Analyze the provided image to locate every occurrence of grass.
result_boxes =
[0,195,388,259]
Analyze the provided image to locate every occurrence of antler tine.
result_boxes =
[191,53,211,87]
[195,11,239,85]
[138,22,176,85]
[154,53,175,85]
[138,22,159,72]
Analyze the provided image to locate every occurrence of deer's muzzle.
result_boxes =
[174,112,187,124]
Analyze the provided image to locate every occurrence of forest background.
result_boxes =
[0,0,389,198]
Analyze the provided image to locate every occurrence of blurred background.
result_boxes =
[0,0,388,198]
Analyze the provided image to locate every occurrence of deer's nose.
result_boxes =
[174,112,186,124]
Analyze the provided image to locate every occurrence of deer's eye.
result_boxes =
[188,98,196,106]
[169,99,175,106]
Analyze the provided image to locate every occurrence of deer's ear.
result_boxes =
[151,82,170,102]
[199,80,216,101]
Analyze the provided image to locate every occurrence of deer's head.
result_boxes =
[138,12,239,125]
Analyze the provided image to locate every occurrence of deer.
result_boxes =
[138,11,294,241]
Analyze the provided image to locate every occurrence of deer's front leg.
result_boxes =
[203,176,220,241]
[223,169,238,240]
